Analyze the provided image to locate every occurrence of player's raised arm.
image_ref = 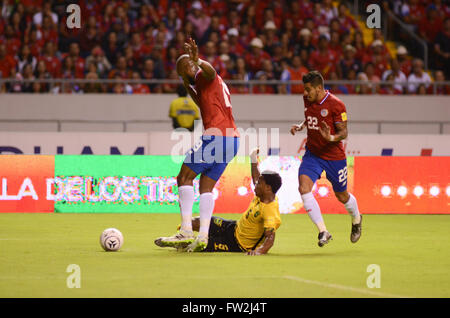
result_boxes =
[247,229,275,255]
[250,147,260,185]
[185,38,216,81]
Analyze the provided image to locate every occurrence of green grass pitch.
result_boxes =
[0,213,449,298]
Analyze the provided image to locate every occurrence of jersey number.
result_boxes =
[338,167,348,184]
[307,116,319,130]
[218,77,232,108]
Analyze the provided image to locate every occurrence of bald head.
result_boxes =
[176,54,198,83]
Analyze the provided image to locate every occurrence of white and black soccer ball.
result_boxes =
[100,228,123,251]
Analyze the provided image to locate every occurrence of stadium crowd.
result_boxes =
[0,0,448,95]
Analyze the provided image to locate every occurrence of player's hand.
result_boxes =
[250,147,259,164]
[290,121,305,135]
[247,250,262,256]
[184,37,199,64]
[319,121,332,142]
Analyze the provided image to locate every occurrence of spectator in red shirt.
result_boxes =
[401,0,426,27]
[419,8,443,44]
[245,37,271,76]
[287,55,309,94]
[364,40,389,78]
[108,56,132,79]
[34,59,51,93]
[79,19,102,58]
[308,34,338,79]
[352,30,367,63]
[429,70,450,95]
[312,2,328,28]
[39,42,61,78]
[0,43,16,79]
[67,43,86,78]
[396,45,413,77]
[1,25,22,56]
[329,31,343,58]
[337,3,359,34]
[368,29,390,59]
[39,15,58,47]
[131,71,150,94]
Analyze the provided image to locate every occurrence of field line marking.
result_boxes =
[283,275,410,298]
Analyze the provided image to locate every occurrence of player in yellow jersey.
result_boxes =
[155,148,282,255]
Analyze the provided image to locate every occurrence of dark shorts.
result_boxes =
[203,216,246,253]
[184,135,240,181]
[299,148,348,192]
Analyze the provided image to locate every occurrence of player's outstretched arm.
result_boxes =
[184,37,216,81]
[250,147,260,185]
[247,230,275,256]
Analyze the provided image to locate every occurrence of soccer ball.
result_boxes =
[100,228,123,251]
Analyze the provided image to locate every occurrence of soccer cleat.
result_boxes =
[154,231,195,249]
[318,231,333,247]
[184,236,208,252]
[350,215,363,243]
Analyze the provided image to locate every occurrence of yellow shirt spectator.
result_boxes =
[169,85,200,131]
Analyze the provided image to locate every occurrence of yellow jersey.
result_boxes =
[169,97,200,129]
[235,196,281,250]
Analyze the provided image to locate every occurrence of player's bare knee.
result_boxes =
[299,185,312,195]
[335,192,349,204]
[177,173,192,186]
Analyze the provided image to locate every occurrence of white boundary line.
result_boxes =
[283,275,411,298]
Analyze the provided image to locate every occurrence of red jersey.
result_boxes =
[303,91,347,160]
[193,70,239,137]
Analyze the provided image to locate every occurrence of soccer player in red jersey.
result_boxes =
[156,38,240,252]
[290,71,362,247]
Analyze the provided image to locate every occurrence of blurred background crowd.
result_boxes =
[0,0,448,94]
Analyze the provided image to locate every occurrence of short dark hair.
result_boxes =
[176,84,187,97]
[302,71,324,87]
[261,171,282,194]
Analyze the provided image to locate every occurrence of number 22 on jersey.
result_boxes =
[307,116,319,130]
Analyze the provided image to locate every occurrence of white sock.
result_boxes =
[199,192,215,239]
[178,185,194,233]
[345,193,361,224]
[301,192,327,232]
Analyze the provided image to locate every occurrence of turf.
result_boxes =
[0,213,449,298]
